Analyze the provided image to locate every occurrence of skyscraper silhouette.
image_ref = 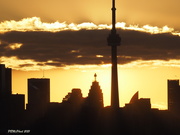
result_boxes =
[86,74,104,109]
[107,0,121,109]
[0,64,12,96]
[168,80,180,113]
[27,78,50,116]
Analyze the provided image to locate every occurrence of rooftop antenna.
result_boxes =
[42,69,45,78]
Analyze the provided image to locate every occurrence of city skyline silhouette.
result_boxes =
[1,14,180,109]
[1,0,180,134]
[1,63,180,134]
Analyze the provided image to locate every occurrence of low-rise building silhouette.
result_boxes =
[62,88,83,111]
[125,91,151,112]
[62,74,104,111]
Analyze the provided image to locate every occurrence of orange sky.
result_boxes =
[0,0,180,29]
[11,61,180,109]
[1,0,180,109]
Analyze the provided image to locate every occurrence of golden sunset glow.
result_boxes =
[6,58,180,109]
[11,60,172,109]
[1,40,180,109]
[2,0,180,134]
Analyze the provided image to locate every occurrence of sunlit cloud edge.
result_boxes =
[1,56,180,71]
[0,17,179,36]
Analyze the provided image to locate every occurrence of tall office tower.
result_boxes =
[86,74,104,109]
[107,0,121,109]
[27,78,50,114]
[168,80,180,113]
[0,64,12,96]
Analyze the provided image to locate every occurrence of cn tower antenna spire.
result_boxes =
[107,0,121,109]
[112,0,116,32]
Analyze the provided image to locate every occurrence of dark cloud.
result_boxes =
[0,29,180,67]
[18,64,34,68]
[121,30,180,61]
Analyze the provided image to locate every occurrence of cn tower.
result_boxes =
[107,0,121,109]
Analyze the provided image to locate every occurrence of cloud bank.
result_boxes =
[0,17,180,70]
